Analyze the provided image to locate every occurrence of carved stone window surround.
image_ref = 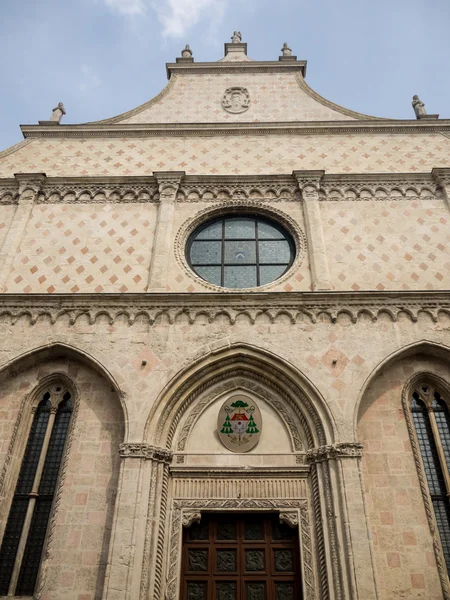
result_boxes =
[174,202,307,293]
[402,373,450,599]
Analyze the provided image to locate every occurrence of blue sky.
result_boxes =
[0,0,448,150]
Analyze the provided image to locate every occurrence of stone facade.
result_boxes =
[0,35,449,600]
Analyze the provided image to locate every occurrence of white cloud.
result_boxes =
[78,64,102,93]
[103,0,146,15]
[151,0,226,38]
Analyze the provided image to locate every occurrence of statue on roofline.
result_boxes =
[50,102,66,123]
[231,31,242,43]
[281,43,292,56]
[181,44,193,58]
[412,95,427,119]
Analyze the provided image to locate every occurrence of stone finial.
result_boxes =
[49,102,66,123]
[281,43,292,56]
[231,31,242,43]
[181,44,193,58]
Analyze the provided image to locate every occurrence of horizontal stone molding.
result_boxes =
[306,442,364,463]
[118,443,173,463]
[20,119,450,139]
[0,291,450,326]
[0,172,440,205]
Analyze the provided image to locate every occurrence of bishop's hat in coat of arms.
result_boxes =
[217,395,262,453]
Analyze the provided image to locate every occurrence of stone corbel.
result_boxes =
[182,511,202,528]
[279,511,299,529]
[432,168,450,211]
[118,443,173,464]
[292,170,331,291]
[306,442,364,463]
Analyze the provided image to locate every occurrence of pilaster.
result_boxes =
[293,170,331,291]
[307,443,378,600]
[432,167,450,211]
[0,173,46,292]
[102,444,173,600]
[147,171,185,291]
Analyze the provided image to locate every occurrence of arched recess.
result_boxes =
[146,342,335,449]
[356,340,450,600]
[140,344,342,600]
[0,341,128,436]
[0,342,125,600]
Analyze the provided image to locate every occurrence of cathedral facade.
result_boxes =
[0,34,450,600]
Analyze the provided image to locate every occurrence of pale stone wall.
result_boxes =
[321,196,450,290]
[116,72,355,124]
[3,203,157,293]
[1,133,449,178]
[0,205,15,251]
[0,356,124,600]
[357,354,449,600]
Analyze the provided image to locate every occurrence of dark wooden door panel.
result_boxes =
[181,514,301,600]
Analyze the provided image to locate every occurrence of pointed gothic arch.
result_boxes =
[145,342,336,449]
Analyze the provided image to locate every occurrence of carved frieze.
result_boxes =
[0,291,449,326]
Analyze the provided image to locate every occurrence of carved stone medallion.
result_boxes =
[218,394,262,452]
[222,87,250,114]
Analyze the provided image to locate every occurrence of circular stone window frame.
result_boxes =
[175,202,306,292]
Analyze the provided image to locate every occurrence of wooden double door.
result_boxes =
[181,513,302,600]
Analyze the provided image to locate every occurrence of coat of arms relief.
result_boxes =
[218,395,262,452]
[222,87,251,114]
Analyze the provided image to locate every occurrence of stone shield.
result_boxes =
[217,394,262,452]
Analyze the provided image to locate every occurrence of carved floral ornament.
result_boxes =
[222,87,251,114]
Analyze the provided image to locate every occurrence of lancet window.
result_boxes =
[0,385,73,596]
[411,383,450,571]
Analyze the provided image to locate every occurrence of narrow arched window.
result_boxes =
[411,385,450,572]
[0,386,72,596]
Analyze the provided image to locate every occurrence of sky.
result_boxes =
[0,0,449,151]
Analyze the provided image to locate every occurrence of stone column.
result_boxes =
[102,444,173,600]
[293,170,331,291]
[432,168,450,212]
[147,171,185,291]
[0,172,46,292]
[307,443,378,600]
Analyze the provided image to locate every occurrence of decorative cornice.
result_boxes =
[0,172,439,205]
[118,443,173,463]
[165,60,307,79]
[0,291,449,326]
[19,119,450,139]
[306,443,364,463]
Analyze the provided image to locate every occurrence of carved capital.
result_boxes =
[306,442,364,463]
[119,443,173,463]
[182,511,202,528]
[279,511,299,529]
[14,172,47,197]
[432,167,450,189]
[292,170,324,196]
[154,171,185,199]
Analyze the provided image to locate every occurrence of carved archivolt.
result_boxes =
[176,375,305,451]
[174,201,307,292]
[165,500,315,600]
